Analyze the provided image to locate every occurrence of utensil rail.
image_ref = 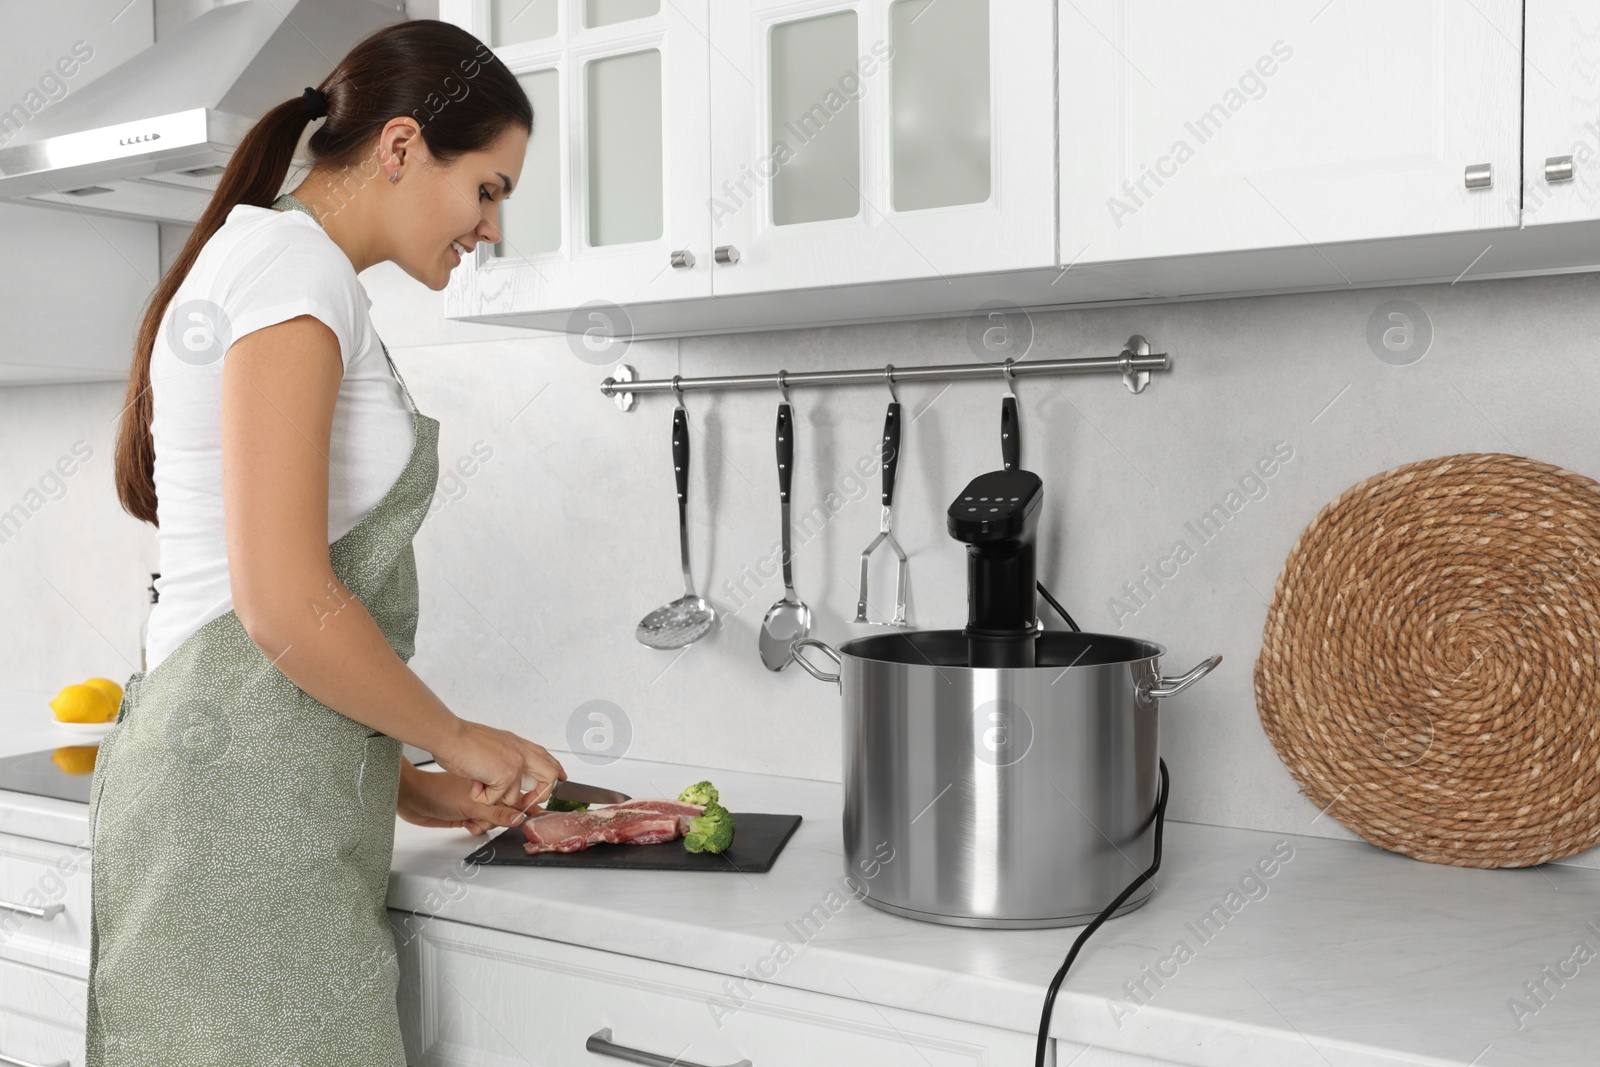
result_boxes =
[600,336,1169,405]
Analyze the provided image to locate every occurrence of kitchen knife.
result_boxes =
[526,776,632,806]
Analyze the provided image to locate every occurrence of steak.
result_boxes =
[521,799,705,854]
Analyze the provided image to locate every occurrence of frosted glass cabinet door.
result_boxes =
[442,0,712,316]
[490,0,558,45]
[1059,0,1523,266]
[707,0,1056,296]
[1522,0,1600,227]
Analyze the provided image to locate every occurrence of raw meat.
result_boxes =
[521,799,705,855]
[519,810,611,854]
[600,799,704,818]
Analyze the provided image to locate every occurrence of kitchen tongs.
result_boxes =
[855,367,909,626]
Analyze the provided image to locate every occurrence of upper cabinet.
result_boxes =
[442,0,1600,339]
[1058,0,1524,264]
[443,0,1063,334]
[705,0,1056,294]
[443,0,712,313]
[1522,0,1600,227]
[0,204,159,385]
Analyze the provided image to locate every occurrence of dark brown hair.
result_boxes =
[114,19,531,525]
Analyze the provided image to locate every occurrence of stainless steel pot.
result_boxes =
[793,630,1220,928]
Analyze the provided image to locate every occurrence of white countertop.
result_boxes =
[3,693,1596,1066]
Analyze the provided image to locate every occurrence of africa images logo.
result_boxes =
[167,299,234,366]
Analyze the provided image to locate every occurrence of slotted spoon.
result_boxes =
[637,397,715,649]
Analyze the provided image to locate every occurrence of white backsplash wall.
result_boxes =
[4,260,1599,871]
[0,383,156,682]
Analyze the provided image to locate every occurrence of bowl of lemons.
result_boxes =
[50,677,124,737]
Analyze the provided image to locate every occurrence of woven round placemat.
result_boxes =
[1255,452,1600,868]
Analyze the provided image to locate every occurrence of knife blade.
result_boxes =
[526,776,631,806]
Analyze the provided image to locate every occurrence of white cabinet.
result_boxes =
[442,0,1070,336]
[437,0,1600,336]
[0,957,85,1067]
[442,0,713,318]
[387,910,1203,1066]
[1059,0,1524,265]
[1522,0,1600,226]
[706,0,1056,294]
[0,832,91,980]
[389,910,1045,1066]
[0,832,92,1066]
[0,206,160,386]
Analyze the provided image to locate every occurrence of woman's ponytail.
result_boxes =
[112,92,313,526]
[114,19,530,526]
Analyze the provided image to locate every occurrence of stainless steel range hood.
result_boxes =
[0,0,406,225]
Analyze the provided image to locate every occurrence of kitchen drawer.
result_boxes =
[390,912,1039,1067]
[0,832,91,980]
[0,956,87,1067]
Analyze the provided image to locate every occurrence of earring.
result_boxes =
[388,169,399,184]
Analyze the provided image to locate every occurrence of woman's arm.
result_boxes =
[221,315,463,754]
[220,316,564,806]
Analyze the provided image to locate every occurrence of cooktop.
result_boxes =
[0,743,437,806]
[0,745,98,804]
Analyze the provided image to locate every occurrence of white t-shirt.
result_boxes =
[142,203,415,673]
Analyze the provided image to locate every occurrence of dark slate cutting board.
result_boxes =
[465,812,803,873]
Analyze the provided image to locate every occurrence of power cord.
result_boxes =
[1034,758,1170,1067]
[1035,581,1080,631]
[1031,578,1167,1067]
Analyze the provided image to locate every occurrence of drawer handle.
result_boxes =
[0,900,64,921]
[1464,162,1492,189]
[0,1049,71,1067]
[586,1028,751,1067]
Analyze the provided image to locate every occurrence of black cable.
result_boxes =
[1034,757,1170,1067]
[1031,581,1165,1061]
[1035,580,1081,632]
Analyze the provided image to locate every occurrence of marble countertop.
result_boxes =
[3,689,1595,1066]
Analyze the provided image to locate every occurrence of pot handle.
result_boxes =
[791,639,842,684]
[1138,654,1222,701]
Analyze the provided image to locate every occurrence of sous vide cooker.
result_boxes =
[795,469,1220,928]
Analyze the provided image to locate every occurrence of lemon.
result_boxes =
[84,677,124,708]
[52,746,99,775]
[51,684,116,724]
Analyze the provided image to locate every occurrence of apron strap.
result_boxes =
[378,338,420,415]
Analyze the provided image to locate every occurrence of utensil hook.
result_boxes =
[1001,358,1018,398]
[776,368,792,407]
[670,374,685,410]
[883,364,899,404]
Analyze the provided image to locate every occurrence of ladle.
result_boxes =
[637,379,716,650]
[760,371,813,669]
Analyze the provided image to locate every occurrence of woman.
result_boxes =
[90,20,562,1066]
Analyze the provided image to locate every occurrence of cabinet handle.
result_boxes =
[586,1028,751,1067]
[1546,155,1575,183]
[670,249,696,269]
[714,245,740,265]
[0,1049,71,1067]
[0,899,64,921]
[1464,163,1492,190]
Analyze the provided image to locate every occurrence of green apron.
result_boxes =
[85,192,439,1067]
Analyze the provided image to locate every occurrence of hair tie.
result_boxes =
[302,86,328,120]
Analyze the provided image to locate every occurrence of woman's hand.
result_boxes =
[397,763,535,835]
[431,718,567,810]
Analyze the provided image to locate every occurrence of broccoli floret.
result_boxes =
[683,801,735,854]
[677,780,720,807]
[543,796,589,812]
